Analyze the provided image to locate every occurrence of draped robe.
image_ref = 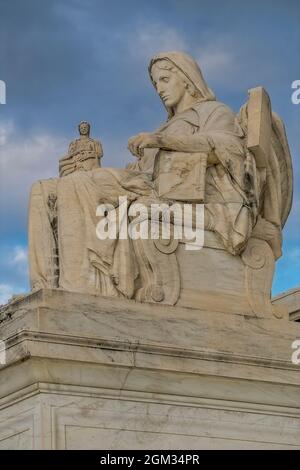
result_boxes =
[29,99,257,298]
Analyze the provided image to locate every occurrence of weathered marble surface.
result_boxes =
[0,289,299,449]
[273,287,300,321]
[28,52,293,315]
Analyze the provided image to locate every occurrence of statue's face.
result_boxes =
[79,122,90,136]
[151,62,187,110]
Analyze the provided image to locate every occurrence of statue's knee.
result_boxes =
[31,179,57,199]
[30,181,42,197]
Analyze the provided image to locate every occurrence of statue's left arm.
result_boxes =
[130,104,245,171]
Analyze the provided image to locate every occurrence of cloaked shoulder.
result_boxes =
[185,100,241,134]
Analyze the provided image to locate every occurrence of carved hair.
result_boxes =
[151,59,202,99]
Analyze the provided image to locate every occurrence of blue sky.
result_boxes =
[0,0,299,303]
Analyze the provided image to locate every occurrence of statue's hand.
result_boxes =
[128,132,160,158]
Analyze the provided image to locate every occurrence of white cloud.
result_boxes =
[285,247,300,260]
[125,24,287,97]
[10,246,28,266]
[127,26,242,91]
[13,248,27,264]
[0,120,14,145]
[129,24,188,61]
[196,46,236,82]
[194,33,282,91]
[0,119,68,175]
[0,284,14,305]
[194,35,248,90]
[0,244,29,305]
[0,119,69,221]
[0,283,27,306]
[0,245,29,296]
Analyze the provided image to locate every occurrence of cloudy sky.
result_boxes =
[0,0,299,304]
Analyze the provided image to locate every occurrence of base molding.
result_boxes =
[0,289,299,449]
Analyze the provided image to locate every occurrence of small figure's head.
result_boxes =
[150,59,201,111]
[78,121,90,136]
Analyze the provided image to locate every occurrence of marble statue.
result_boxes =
[28,51,293,317]
[59,121,103,177]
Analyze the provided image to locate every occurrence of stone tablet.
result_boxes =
[247,86,272,169]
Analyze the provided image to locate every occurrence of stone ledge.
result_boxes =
[0,288,300,397]
[0,289,299,449]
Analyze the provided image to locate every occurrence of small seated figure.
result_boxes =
[59,121,103,177]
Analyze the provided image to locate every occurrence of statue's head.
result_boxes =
[149,52,216,118]
[78,121,90,136]
[150,59,200,111]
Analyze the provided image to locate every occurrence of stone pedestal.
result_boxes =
[0,289,299,449]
